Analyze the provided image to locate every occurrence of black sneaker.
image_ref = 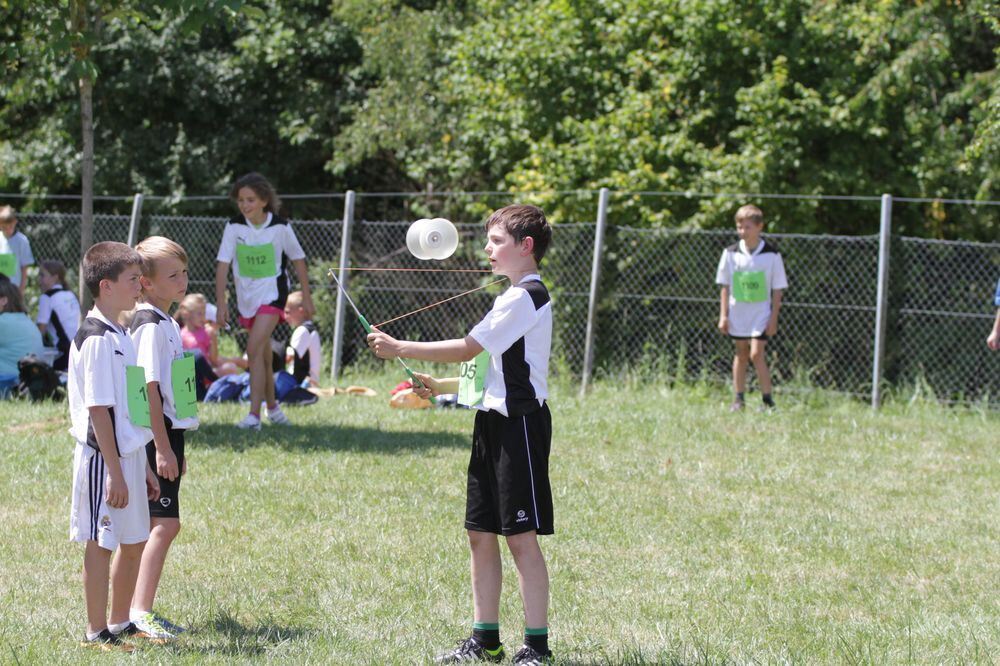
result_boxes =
[80,629,134,652]
[512,644,554,665]
[433,636,506,663]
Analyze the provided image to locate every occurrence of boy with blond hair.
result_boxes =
[0,205,35,297]
[284,290,321,386]
[128,236,199,640]
[716,204,788,411]
[68,242,159,651]
[367,205,555,665]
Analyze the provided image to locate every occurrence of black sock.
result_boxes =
[525,627,548,654]
[762,393,775,406]
[735,391,745,403]
[472,622,500,650]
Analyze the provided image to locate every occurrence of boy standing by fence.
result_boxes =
[68,242,158,651]
[0,205,35,298]
[716,204,787,411]
[129,236,199,641]
[367,205,555,665]
[988,277,1000,350]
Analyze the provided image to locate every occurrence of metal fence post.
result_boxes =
[330,190,356,385]
[871,193,893,408]
[126,193,144,246]
[580,187,610,396]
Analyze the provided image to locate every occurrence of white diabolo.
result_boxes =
[406,217,459,260]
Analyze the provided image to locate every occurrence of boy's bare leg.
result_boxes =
[506,531,548,628]
[468,530,502,623]
[132,518,181,612]
[109,542,146,625]
[750,339,772,395]
[83,541,113,633]
[732,340,750,395]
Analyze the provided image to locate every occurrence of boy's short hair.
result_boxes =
[735,204,764,225]
[0,275,25,313]
[286,291,304,308]
[134,236,188,278]
[0,205,16,224]
[40,259,67,284]
[485,204,552,263]
[83,241,143,298]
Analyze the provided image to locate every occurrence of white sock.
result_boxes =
[86,628,103,641]
[108,620,130,634]
[130,607,149,622]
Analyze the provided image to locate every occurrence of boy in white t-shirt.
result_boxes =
[716,204,788,411]
[0,205,35,297]
[367,205,555,665]
[37,259,81,371]
[284,290,321,386]
[129,236,200,641]
[68,242,159,652]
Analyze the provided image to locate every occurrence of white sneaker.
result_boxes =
[267,404,291,426]
[129,612,176,642]
[236,413,262,430]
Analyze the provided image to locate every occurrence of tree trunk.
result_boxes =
[72,0,95,310]
[79,74,94,310]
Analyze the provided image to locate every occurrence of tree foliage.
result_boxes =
[1,0,997,238]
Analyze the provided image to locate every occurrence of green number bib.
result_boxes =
[236,243,277,278]
[126,365,151,427]
[458,351,490,407]
[171,353,198,419]
[732,270,768,303]
[0,253,16,278]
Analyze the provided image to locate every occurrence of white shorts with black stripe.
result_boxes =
[69,444,151,549]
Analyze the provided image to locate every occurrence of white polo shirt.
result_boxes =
[469,274,552,417]
[216,213,306,318]
[289,321,321,384]
[715,238,788,337]
[130,302,199,430]
[37,284,81,349]
[0,231,34,286]
[68,308,152,455]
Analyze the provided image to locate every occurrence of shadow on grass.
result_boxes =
[162,610,313,658]
[190,422,468,454]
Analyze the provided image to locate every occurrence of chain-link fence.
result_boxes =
[4,191,998,407]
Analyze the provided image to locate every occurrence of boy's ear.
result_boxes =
[99,278,112,294]
[520,236,535,256]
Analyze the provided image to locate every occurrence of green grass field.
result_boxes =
[1,372,997,664]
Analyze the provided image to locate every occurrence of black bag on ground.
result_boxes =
[17,354,64,401]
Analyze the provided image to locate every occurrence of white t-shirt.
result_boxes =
[469,274,552,417]
[288,321,321,384]
[715,238,788,337]
[130,302,199,430]
[215,213,306,318]
[68,308,152,455]
[0,231,34,286]
[37,284,81,348]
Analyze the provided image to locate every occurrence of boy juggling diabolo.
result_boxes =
[128,236,199,640]
[366,205,556,666]
[716,204,788,411]
[68,242,160,651]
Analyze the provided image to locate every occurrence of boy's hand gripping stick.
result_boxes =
[329,270,435,403]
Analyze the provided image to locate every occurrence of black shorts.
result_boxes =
[466,404,553,536]
[146,415,186,519]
